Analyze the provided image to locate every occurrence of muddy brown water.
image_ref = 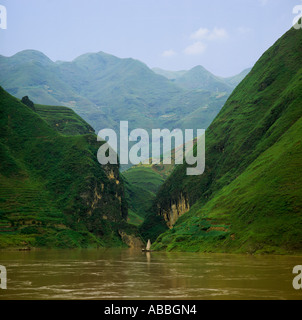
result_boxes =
[0,248,301,300]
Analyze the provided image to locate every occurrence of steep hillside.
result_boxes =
[146,26,302,254]
[35,104,95,136]
[123,140,188,226]
[123,165,164,226]
[0,88,133,249]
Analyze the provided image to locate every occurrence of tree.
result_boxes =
[21,96,35,111]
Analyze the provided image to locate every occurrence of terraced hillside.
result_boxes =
[35,104,95,136]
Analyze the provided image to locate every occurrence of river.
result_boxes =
[0,249,301,300]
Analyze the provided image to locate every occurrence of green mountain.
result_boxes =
[0,50,93,109]
[222,68,252,88]
[153,66,250,91]
[35,104,95,136]
[173,65,234,92]
[0,87,138,249]
[144,26,302,254]
[123,140,188,226]
[151,68,187,80]
[123,165,165,226]
[0,50,230,136]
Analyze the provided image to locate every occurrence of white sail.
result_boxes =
[146,239,151,251]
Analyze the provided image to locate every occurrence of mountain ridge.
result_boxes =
[0,49,242,139]
[152,65,251,91]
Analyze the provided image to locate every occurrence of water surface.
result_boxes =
[0,249,301,300]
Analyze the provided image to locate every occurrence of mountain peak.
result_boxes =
[175,64,233,92]
[10,50,53,64]
[189,65,209,73]
[74,51,119,61]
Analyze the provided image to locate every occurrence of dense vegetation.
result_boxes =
[123,142,183,227]
[147,26,302,254]
[0,88,137,249]
[123,165,165,226]
[35,103,95,136]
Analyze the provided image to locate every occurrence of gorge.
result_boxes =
[0,25,302,255]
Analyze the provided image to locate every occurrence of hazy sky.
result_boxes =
[0,0,300,76]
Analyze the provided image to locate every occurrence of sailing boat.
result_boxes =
[142,239,152,252]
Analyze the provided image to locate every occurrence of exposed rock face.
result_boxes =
[118,231,145,249]
[79,163,128,234]
[86,185,102,216]
[158,193,190,228]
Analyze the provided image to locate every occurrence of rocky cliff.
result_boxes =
[157,193,190,228]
